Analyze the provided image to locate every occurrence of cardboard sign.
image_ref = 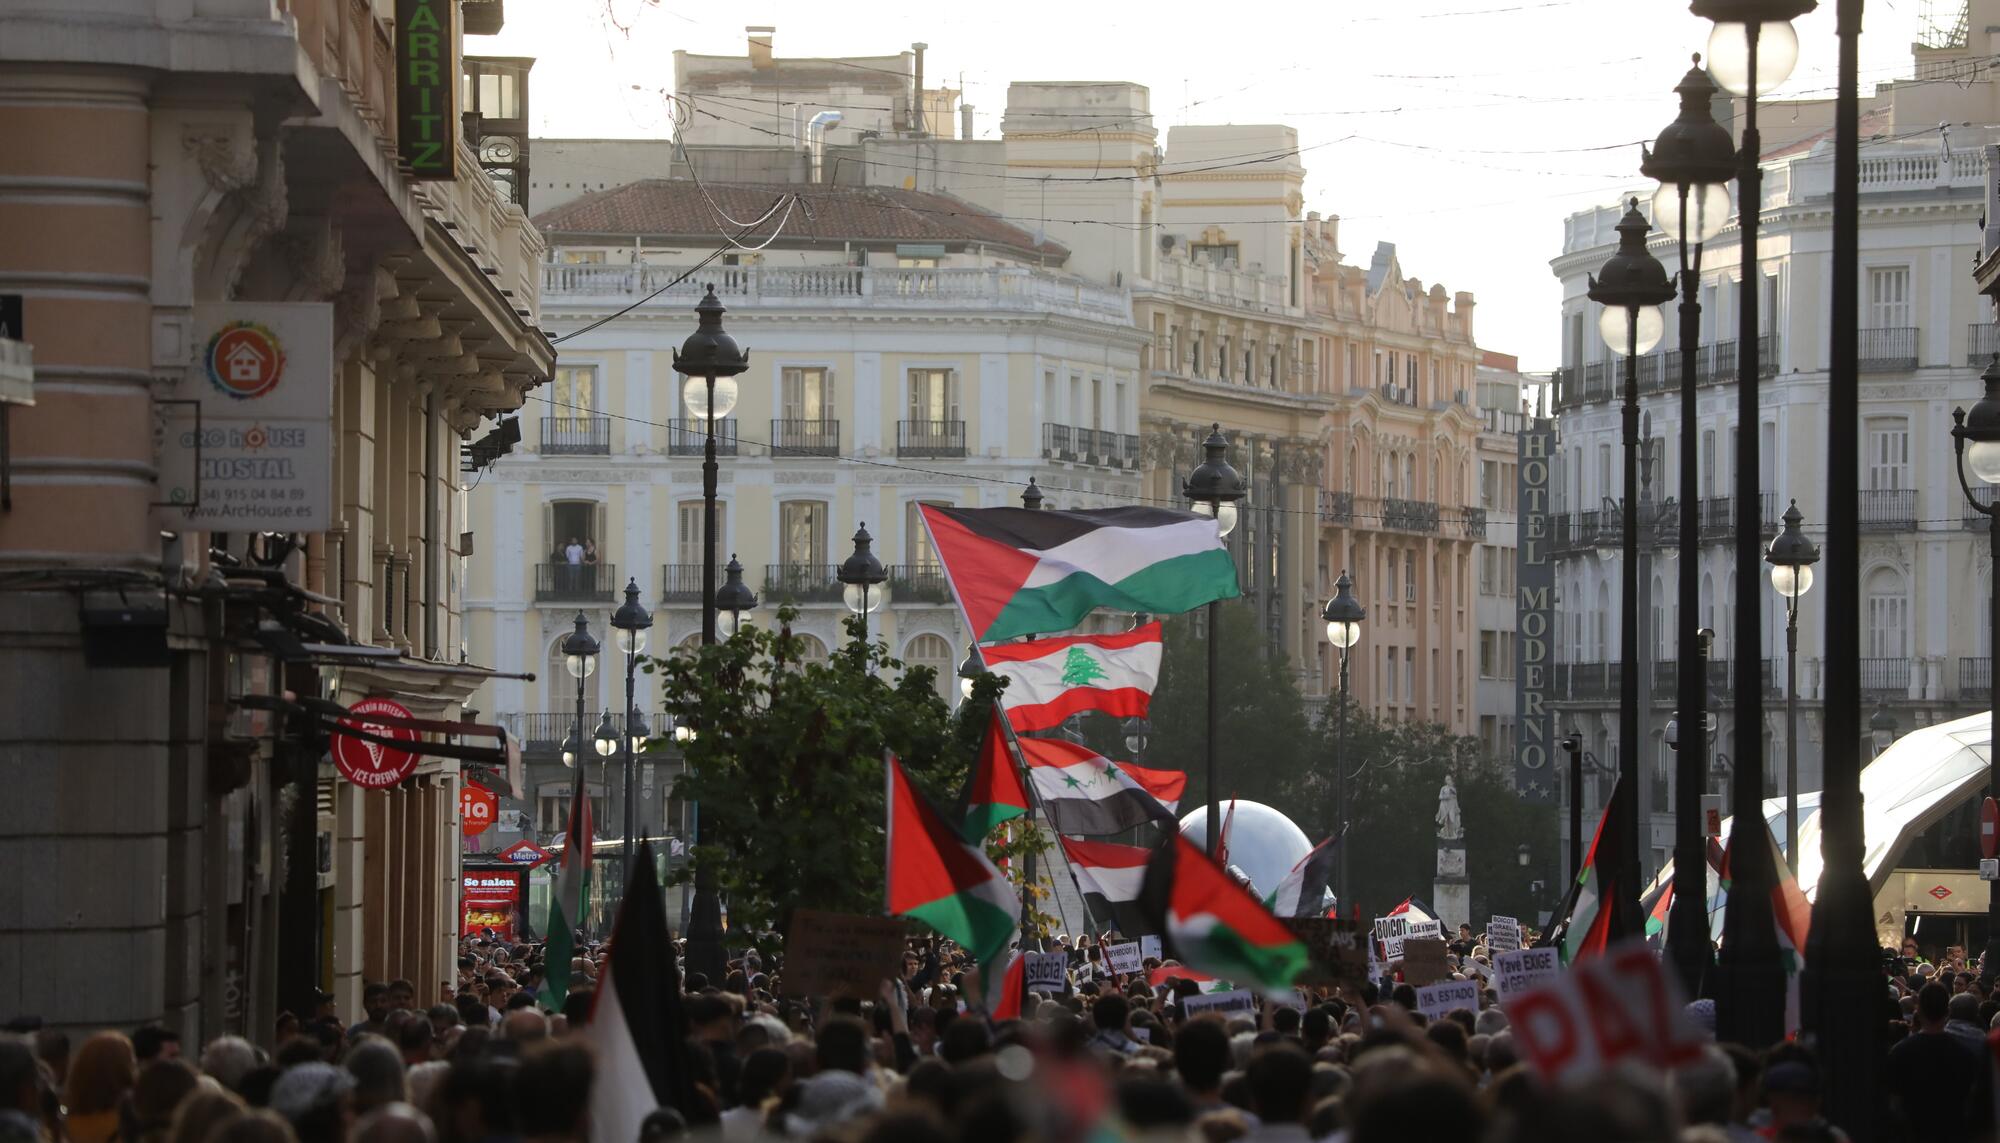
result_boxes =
[1502,940,1704,1084]
[1140,935,1163,962]
[1401,938,1450,986]
[1407,919,1444,942]
[1496,947,1561,999]
[1103,940,1143,975]
[782,910,909,998]
[1288,917,1370,984]
[1417,979,1481,1020]
[1374,916,1410,960]
[1025,952,1070,992]
[1487,915,1522,952]
[1180,989,1256,1018]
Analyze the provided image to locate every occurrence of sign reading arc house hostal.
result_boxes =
[1514,417,1557,803]
[396,0,459,179]
[155,303,334,532]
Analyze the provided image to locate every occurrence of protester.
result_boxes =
[62,1031,137,1143]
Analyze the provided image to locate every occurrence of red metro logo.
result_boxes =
[204,321,287,400]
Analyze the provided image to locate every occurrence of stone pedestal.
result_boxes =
[1435,840,1470,931]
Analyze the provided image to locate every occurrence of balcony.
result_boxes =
[509,711,654,753]
[1857,327,1919,374]
[887,564,953,604]
[1553,335,1781,410]
[1462,506,1488,539]
[536,562,618,603]
[1557,661,1621,700]
[1117,432,1141,468]
[1381,498,1441,534]
[659,563,724,603]
[771,419,840,458]
[1038,423,1137,469]
[898,419,967,459]
[763,563,843,603]
[1075,427,1103,464]
[540,263,1133,323]
[1962,485,1996,530]
[1042,423,1075,461]
[1961,657,1991,697]
[1859,658,1910,697]
[1320,490,1354,524]
[667,417,738,457]
[1967,323,1999,367]
[541,415,609,455]
[1858,488,1916,531]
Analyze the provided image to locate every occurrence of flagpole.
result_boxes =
[998,712,1101,939]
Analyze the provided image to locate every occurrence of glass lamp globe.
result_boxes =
[1706,20,1800,96]
[718,609,752,639]
[560,731,579,768]
[1191,500,1241,537]
[1598,304,1666,355]
[682,373,740,420]
[1967,439,2000,485]
[1769,563,1815,599]
[673,723,697,744]
[615,626,647,655]
[1326,619,1362,649]
[593,712,620,757]
[564,651,598,679]
[843,581,890,614]
[959,675,977,701]
[1649,181,1732,244]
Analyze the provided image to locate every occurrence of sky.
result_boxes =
[473,0,1932,370]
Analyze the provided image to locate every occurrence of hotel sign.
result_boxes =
[1515,420,1556,802]
[396,0,458,179]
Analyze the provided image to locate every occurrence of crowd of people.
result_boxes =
[2,925,1995,1143]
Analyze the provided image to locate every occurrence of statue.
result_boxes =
[1436,774,1462,840]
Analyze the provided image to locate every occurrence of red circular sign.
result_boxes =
[1982,797,1998,860]
[461,781,498,836]
[204,322,287,400]
[332,697,422,788]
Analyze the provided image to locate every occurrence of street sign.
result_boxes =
[497,840,552,868]
[1981,797,1997,860]
[332,696,422,788]
[460,781,498,836]
[1981,858,1999,882]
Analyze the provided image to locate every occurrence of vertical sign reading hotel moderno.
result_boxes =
[396,0,457,179]
[1514,417,1556,802]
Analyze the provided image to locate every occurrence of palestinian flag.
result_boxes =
[1716,825,1813,1034]
[1140,832,1311,996]
[988,951,1027,1020]
[917,504,1239,643]
[1020,737,1183,835]
[1557,774,1641,964]
[1267,832,1342,918]
[587,842,706,1138]
[536,758,594,1010]
[1060,836,1156,936]
[982,623,1163,733]
[887,754,1020,968]
[960,705,1030,840]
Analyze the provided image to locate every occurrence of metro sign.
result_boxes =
[1930,884,1954,901]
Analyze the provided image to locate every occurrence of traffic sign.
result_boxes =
[1981,797,1997,860]
[460,781,498,836]
[332,697,422,788]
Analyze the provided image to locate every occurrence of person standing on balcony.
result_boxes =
[582,539,599,593]
[563,537,583,593]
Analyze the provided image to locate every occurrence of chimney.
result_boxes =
[747,25,775,69]
[911,42,928,136]
[960,102,974,139]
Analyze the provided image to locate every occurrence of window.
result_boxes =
[1090,378,1103,430]
[1480,631,1497,677]
[1386,647,1398,702]
[1405,552,1416,602]
[792,633,829,667]
[779,501,826,567]
[1866,568,1907,657]
[782,367,834,421]
[677,501,727,566]
[1385,551,1398,601]
[1479,547,1497,595]
[903,633,954,700]
[907,368,959,423]
[537,785,607,836]
[1219,337,1232,381]
[1868,266,1910,328]
[905,500,948,569]
[552,365,597,414]
[1190,242,1239,267]
[1701,430,1717,497]
[1403,649,1415,704]
[1866,417,1909,490]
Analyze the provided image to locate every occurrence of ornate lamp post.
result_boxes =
[1322,570,1365,909]
[1952,359,2000,985]
[715,555,759,639]
[609,579,653,876]
[957,643,985,705]
[1183,424,1246,858]
[1586,199,1674,944]
[1765,501,1819,871]
[838,524,889,648]
[561,612,599,770]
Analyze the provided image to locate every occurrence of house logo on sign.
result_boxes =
[203,321,287,400]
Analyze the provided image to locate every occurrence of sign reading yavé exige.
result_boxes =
[396,0,458,178]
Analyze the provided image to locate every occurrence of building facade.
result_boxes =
[0,0,550,1037]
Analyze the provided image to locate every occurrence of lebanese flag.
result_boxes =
[536,756,593,1010]
[1060,836,1155,936]
[960,705,1030,841]
[1020,737,1183,835]
[981,624,1163,733]
[1140,833,1311,995]
[887,754,1019,968]
[917,504,1239,643]
[587,842,705,1138]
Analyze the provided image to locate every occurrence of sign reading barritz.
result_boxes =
[1515,419,1557,802]
[396,0,459,179]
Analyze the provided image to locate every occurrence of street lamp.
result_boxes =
[957,643,985,703]
[592,711,620,758]
[1766,501,1819,872]
[561,613,599,771]
[1941,370,2000,988]
[1560,730,1584,883]
[609,578,654,874]
[838,524,889,646]
[1586,198,1675,946]
[715,555,759,640]
[1322,570,1365,909]
[1122,716,1151,759]
[1183,424,1246,859]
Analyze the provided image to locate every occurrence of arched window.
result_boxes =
[1866,567,1907,658]
[1385,452,1398,498]
[793,633,830,667]
[903,633,954,701]
[1404,455,1417,500]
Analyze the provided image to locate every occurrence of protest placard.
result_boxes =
[1180,989,1257,1018]
[1103,940,1143,975]
[1287,917,1370,985]
[1495,947,1560,998]
[1139,935,1162,962]
[1502,940,1704,1084]
[1373,915,1410,960]
[1417,979,1481,1020]
[783,910,909,997]
[1401,937,1450,985]
[1406,919,1444,942]
[1025,952,1070,992]
[1487,915,1522,952]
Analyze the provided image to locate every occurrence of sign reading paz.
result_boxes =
[782,911,909,998]
[1503,941,1704,1084]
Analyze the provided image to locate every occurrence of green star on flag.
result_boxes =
[1063,774,1083,790]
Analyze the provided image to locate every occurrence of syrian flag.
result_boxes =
[1268,832,1342,918]
[536,758,593,1010]
[1557,774,1641,965]
[587,842,706,1138]
[887,754,1020,969]
[1020,737,1183,835]
[960,705,1030,841]
[917,504,1239,644]
[1060,836,1156,936]
[1140,832,1311,995]
[981,624,1163,733]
